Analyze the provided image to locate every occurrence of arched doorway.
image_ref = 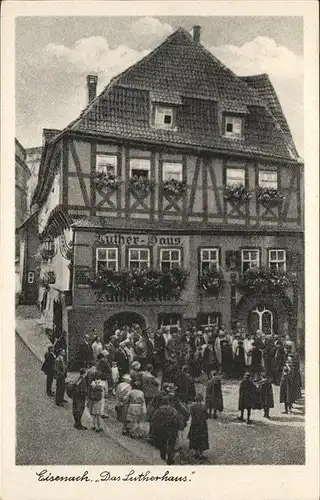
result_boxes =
[104,311,146,343]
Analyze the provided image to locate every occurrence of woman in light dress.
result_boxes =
[123,380,147,438]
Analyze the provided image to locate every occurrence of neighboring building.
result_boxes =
[31,27,304,364]
[15,139,31,297]
[25,146,43,211]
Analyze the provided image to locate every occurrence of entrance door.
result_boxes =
[104,312,146,342]
[248,304,274,335]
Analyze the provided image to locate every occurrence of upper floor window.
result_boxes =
[259,170,278,189]
[200,248,219,272]
[129,159,150,179]
[96,154,118,176]
[128,248,150,271]
[269,249,286,271]
[96,247,119,272]
[154,106,174,129]
[226,168,245,186]
[224,116,243,138]
[241,249,260,273]
[160,248,181,271]
[163,162,182,181]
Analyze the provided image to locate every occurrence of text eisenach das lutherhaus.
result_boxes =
[36,469,195,482]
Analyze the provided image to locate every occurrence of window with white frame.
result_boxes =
[27,271,35,284]
[163,162,182,181]
[226,168,246,186]
[224,116,243,138]
[241,249,260,273]
[96,247,119,272]
[158,314,181,333]
[96,154,118,176]
[199,313,220,329]
[128,248,150,271]
[154,106,174,129]
[200,248,219,272]
[160,248,181,271]
[129,159,150,179]
[259,170,278,189]
[268,249,286,271]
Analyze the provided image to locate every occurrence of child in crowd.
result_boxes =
[88,374,105,432]
[111,361,120,396]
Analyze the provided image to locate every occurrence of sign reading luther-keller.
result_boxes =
[95,233,182,246]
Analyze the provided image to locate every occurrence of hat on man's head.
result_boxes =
[132,361,141,370]
[122,374,131,382]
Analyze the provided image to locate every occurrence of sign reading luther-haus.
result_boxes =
[96,233,182,246]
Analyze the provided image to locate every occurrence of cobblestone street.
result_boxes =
[16,306,305,465]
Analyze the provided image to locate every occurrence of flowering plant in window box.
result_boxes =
[129,176,154,197]
[90,266,188,301]
[92,170,122,191]
[40,271,56,288]
[199,268,225,295]
[256,187,285,208]
[237,267,296,294]
[224,184,251,205]
[163,179,186,196]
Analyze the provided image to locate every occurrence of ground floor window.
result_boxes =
[197,312,221,329]
[160,248,181,271]
[96,247,119,271]
[158,313,181,333]
[128,248,150,270]
[241,249,260,273]
[268,249,286,271]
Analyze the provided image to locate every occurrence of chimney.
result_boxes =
[193,25,201,43]
[86,74,98,104]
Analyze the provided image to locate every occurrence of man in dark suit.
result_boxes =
[54,349,67,406]
[41,345,56,396]
[115,341,130,379]
[72,368,88,430]
[79,334,93,368]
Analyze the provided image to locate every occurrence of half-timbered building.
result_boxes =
[31,26,304,364]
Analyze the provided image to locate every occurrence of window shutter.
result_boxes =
[233,118,242,136]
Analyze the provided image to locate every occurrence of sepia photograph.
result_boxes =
[13,13,308,468]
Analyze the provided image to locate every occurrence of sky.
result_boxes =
[16,16,304,155]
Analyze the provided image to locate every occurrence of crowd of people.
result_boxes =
[41,322,303,464]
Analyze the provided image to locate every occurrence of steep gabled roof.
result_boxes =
[55,27,300,162]
[240,74,299,157]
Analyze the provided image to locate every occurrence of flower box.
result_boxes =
[199,269,225,295]
[92,171,121,191]
[256,187,285,208]
[224,184,251,205]
[163,179,186,196]
[90,266,188,301]
[129,176,154,198]
[237,267,296,295]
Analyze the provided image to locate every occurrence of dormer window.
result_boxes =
[154,106,174,129]
[224,116,243,138]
